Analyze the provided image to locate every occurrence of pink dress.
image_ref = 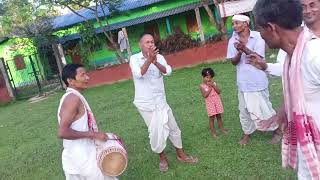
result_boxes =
[201,83,224,116]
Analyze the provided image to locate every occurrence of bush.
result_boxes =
[157,27,199,55]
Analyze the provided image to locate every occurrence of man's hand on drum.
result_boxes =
[91,132,108,141]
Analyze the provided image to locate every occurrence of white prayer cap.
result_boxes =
[232,14,250,23]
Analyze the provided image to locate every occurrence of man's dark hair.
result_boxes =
[139,32,154,41]
[253,0,302,29]
[62,64,84,87]
[201,68,215,77]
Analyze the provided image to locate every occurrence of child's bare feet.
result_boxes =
[220,128,228,134]
[211,132,218,139]
[239,134,250,145]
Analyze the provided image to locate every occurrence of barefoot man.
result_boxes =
[227,14,282,145]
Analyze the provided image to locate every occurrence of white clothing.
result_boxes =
[266,49,287,77]
[296,36,320,179]
[130,52,182,153]
[130,52,172,110]
[227,31,269,92]
[57,88,117,180]
[65,173,116,180]
[138,104,183,153]
[232,14,250,23]
[238,89,277,134]
[118,30,127,52]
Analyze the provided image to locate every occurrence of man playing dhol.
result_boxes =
[57,64,117,180]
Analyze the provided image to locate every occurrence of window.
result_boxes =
[14,55,26,70]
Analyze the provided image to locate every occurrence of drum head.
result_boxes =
[101,152,127,176]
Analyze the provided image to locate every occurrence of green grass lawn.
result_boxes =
[0,50,297,179]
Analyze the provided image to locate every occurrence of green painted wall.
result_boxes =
[169,13,188,34]
[66,7,226,65]
[158,18,169,40]
[54,0,200,37]
[0,39,45,87]
[225,16,234,34]
[200,7,220,38]
[94,0,200,29]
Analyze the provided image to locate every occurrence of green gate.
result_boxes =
[2,54,63,99]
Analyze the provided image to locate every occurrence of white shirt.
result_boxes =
[227,31,269,92]
[301,35,320,105]
[266,49,287,77]
[129,52,172,110]
[297,33,320,180]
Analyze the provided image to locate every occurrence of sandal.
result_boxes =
[159,161,168,172]
[177,156,198,164]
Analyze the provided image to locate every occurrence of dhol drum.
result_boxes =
[96,133,127,177]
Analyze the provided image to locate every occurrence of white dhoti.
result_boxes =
[137,103,183,153]
[58,88,118,180]
[238,89,278,134]
[65,172,117,180]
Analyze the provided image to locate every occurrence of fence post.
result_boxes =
[52,43,66,89]
[0,58,15,100]
[195,7,205,44]
[29,56,43,95]
[121,27,132,61]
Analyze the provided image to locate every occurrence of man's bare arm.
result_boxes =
[58,95,107,141]
[140,60,152,76]
[154,61,167,74]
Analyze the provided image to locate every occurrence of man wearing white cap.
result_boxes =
[227,14,281,145]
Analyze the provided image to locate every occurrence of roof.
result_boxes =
[96,1,211,33]
[53,0,166,30]
[58,1,212,44]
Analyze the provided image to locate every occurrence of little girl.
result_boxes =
[199,68,226,139]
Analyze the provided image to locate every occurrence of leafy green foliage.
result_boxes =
[78,22,103,68]
[0,0,59,80]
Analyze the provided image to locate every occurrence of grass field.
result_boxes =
[0,51,297,179]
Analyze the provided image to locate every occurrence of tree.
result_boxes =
[51,0,126,64]
[0,0,59,78]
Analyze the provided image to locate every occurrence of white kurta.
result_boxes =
[266,49,287,77]
[297,36,320,179]
[129,52,182,153]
